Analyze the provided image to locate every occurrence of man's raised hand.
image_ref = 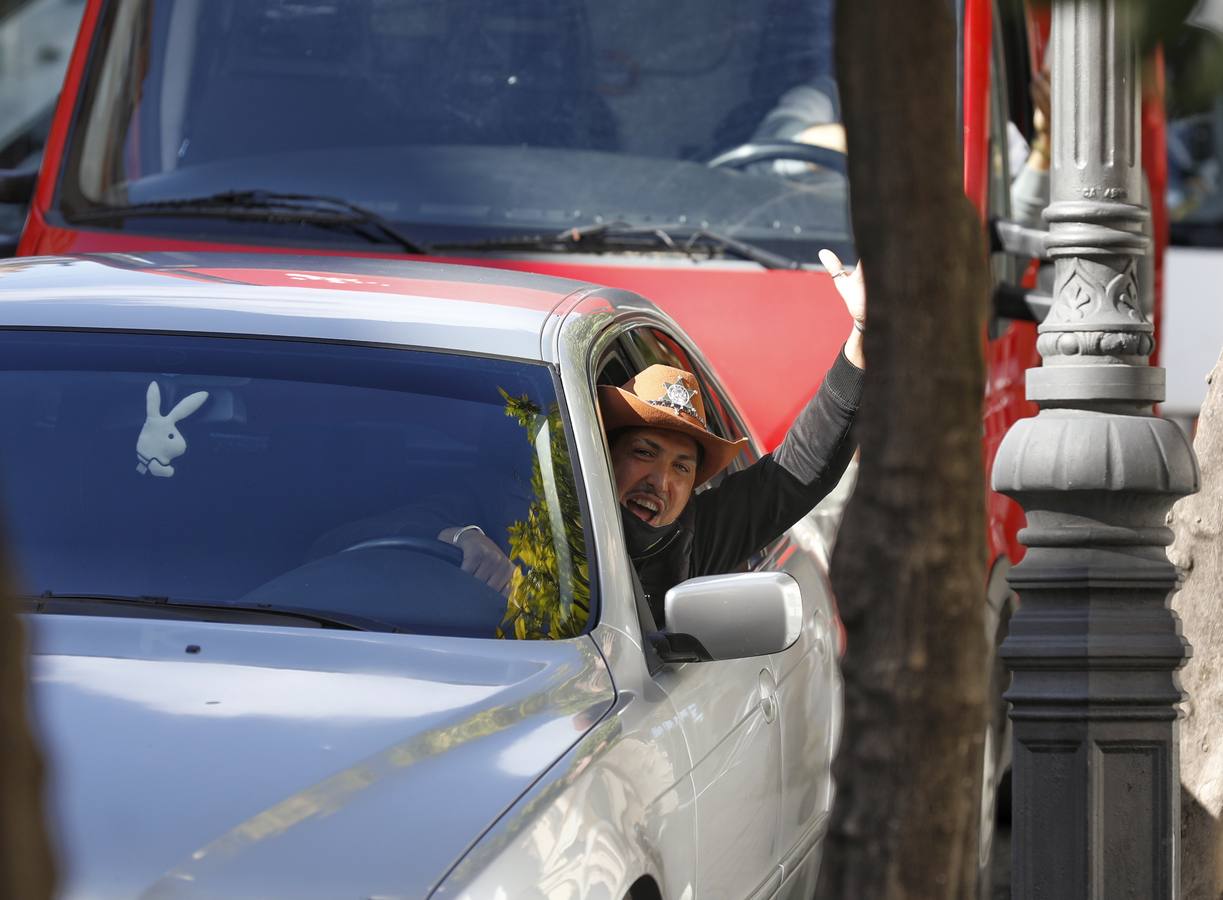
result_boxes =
[818,248,866,328]
[819,248,866,369]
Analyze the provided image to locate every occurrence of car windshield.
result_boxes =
[0,330,590,639]
[58,0,849,262]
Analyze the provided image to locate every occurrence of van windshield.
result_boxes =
[58,0,849,262]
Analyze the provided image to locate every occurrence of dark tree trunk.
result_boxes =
[815,0,991,897]
[0,541,56,899]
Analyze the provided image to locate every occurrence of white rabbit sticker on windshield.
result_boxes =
[135,381,209,478]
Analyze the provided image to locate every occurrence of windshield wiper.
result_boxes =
[68,189,431,255]
[433,221,802,270]
[18,591,401,633]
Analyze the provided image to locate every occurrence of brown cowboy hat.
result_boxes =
[598,364,747,486]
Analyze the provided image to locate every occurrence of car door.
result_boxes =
[765,535,842,895]
[619,325,785,899]
[693,348,842,894]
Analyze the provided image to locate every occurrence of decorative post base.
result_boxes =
[997,410,1196,899]
[994,1,1200,894]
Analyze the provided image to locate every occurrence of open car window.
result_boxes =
[0,330,591,639]
[620,325,757,483]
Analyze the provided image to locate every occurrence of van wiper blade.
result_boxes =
[69,190,431,255]
[18,591,401,633]
[434,221,801,270]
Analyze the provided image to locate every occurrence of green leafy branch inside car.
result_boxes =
[498,389,590,641]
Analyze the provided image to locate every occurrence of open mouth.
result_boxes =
[626,493,663,524]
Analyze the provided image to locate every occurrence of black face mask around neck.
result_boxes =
[619,503,681,560]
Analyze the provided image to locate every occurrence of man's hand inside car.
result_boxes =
[438,525,518,596]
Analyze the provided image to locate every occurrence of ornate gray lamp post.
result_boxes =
[993,1,1200,896]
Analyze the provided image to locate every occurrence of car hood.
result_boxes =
[26,614,614,900]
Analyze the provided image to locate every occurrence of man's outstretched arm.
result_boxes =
[690,346,862,575]
[691,249,865,575]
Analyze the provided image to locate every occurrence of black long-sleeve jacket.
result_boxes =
[626,350,863,618]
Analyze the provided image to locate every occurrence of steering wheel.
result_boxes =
[340,536,464,567]
[706,141,848,176]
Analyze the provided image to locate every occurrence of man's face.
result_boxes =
[610,427,699,527]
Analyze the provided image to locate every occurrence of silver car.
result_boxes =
[2,253,843,900]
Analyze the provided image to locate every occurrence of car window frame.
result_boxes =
[587,321,665,671]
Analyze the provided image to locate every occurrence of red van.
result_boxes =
[5,0,994,435]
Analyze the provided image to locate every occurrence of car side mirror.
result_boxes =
[0,233,19,259]
[988,217,1054,324]
[992,282,1052,323]
[648,571,803,663]
[0,168,36,205]
[0,168,37,260]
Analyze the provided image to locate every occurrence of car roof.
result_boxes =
[0,253,606,360]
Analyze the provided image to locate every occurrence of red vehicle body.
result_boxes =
[11,0,1166,600]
